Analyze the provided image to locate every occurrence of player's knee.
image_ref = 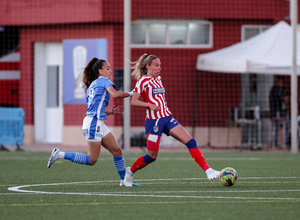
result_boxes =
[147,151,158,159]
[186,138,197,149]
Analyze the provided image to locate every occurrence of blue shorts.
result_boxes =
[145,116,179,136]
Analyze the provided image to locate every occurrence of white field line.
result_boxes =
[5,177,300,200]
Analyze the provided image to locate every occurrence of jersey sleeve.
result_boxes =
[134,77,147,94]
[102,78,116,90]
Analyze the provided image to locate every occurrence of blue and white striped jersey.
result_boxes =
[85,76,116,120]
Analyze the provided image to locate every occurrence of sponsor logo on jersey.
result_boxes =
[152,87,165,95]
[83,129,88,135]
[95,133,103,138]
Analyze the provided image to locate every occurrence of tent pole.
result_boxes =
[290,0,298,153]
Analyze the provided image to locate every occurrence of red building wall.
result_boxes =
[0,80,19,107]
[131,0,289,22]
[0,0,104,25]
[130,19,274,127]
[20,24,116,125]
[0,0,291,26]
[1,0,297,128]
[112,0,290,127]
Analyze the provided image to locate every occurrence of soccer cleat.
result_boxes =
[119,180,140,187]
[124,167,134,187]
[47,148,60,168]
[206,169,221,181]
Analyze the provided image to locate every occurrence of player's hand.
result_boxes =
[149,104,160,112]
[128,90,134,97]
[111,105,124,114]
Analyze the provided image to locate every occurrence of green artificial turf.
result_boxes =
[1,151,300,220]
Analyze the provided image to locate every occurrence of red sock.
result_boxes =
[130,156,148,173]
[188,148,210,171]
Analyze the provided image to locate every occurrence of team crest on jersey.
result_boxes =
[153,126,159,133]
[152,87,165,95]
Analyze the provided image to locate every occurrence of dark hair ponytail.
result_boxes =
[83,58,106,91]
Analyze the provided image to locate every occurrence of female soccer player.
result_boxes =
[124,54,220,186]
[47,58,138,186]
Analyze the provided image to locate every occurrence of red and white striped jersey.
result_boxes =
[134,75,172,119]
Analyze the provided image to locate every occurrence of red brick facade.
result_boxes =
[0,0,295,127]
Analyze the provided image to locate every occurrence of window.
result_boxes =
[190,23,210,44]
[241,25,270,41]
[169,24,187,44]
[47,66,59,108]
[131,23,146,44]
[149,24,166,44]
[131,20,212,48]
[114,68,124,91]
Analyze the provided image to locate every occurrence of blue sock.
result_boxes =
[143,154,156,164]
[64,152,90,165]
[186,138,197,149]
[112,155,126,180]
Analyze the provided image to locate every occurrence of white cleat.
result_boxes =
[206,168,221,181]
[124,167,134,187]
[47,148,60,168]
[119,180,125,186]
[120,180,140,187]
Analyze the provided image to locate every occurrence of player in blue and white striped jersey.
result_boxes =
[47,58,139,186]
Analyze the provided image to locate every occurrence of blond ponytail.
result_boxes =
[131,53,157,80]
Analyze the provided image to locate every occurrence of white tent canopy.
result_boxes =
[196,21,300,75]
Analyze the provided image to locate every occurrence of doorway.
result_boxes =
[34,42,63,143]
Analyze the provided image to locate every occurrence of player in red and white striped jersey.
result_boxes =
[124,53,221,187]
[134,74,172,119]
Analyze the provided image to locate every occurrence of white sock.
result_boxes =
[127,167,133,175]
[58,151,65,159]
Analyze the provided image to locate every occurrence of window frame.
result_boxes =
[131,20,213,48]
[241,25,270,41]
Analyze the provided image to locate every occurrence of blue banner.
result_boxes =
[63,39,107,104]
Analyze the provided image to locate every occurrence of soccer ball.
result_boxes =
[219,167,238,186]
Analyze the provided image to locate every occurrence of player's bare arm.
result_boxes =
[107,85,131,98]
[131,92,160,112]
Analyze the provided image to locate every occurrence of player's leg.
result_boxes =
[128,119,161,173]
[124,119,163,186]
[169,124,220,181]
[101,132,126,182]
[101,132,140,186]
[47,116,101,168]
[124,134,159,187]
[47,143,96,168]
[130,134,159,173]
[169,124,210,170]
